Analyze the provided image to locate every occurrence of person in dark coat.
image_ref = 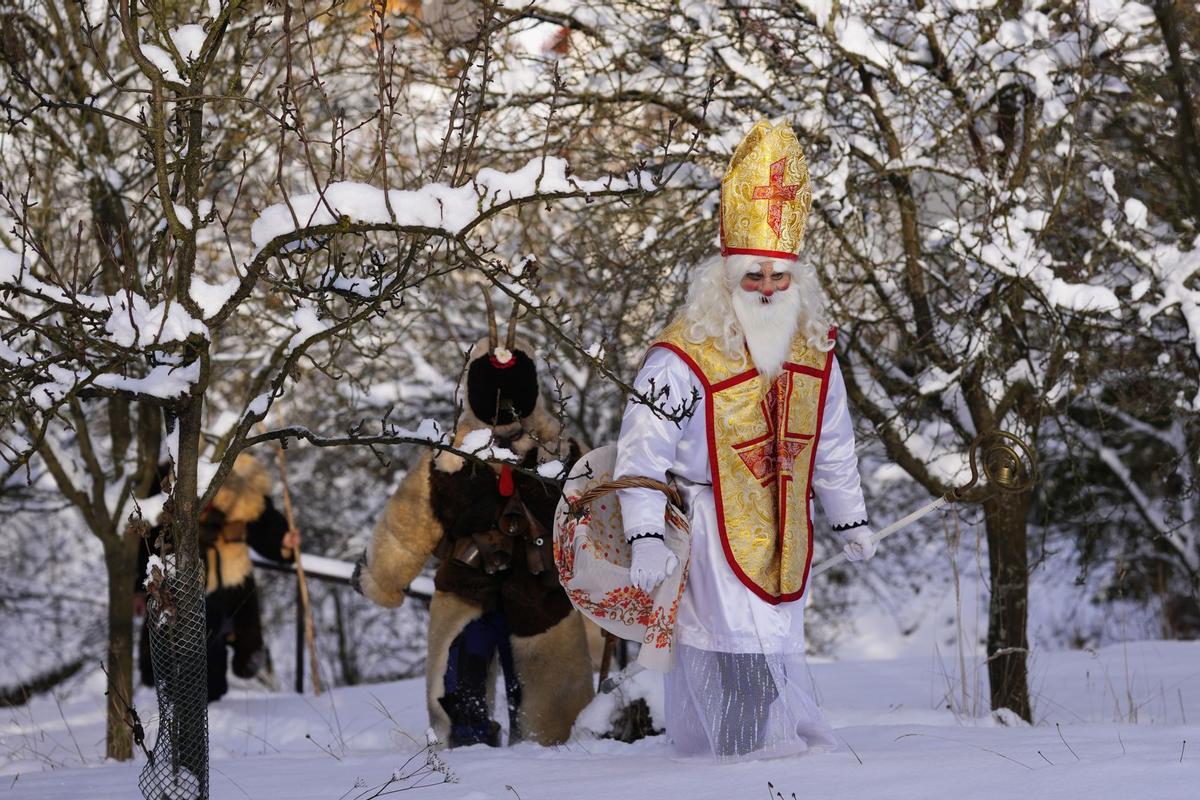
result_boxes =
[136,454,300,702]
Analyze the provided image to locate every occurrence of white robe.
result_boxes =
[614,346,868,759]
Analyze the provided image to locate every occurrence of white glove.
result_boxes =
[629,535,678,593]
[842,526,877,562]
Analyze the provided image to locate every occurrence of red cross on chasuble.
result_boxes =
[649,319,837,604]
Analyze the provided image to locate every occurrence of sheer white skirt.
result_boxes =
[665,645,837,760]
[665,485,837,761]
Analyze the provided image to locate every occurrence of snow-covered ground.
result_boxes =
[3,641,1197,800]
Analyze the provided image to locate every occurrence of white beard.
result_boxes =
[730,287,803,380]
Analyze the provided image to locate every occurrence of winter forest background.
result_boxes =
[1,0,1198,796]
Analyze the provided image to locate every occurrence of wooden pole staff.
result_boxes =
[597,631,617,694]
[812,431,1037,578]
[273,442,323,696]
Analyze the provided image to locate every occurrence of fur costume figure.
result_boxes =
[137,453,296,702]
[356,323,594,747]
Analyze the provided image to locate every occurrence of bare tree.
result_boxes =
[0,1,673,778]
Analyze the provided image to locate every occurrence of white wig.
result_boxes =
[679,254,835,363]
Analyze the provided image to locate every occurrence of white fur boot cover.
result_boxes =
[510,610,595,745]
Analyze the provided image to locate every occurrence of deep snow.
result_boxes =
[2,641,1197,800]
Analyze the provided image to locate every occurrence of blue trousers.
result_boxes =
[438,610,524,746]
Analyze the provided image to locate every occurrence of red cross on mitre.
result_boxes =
[751,157,799,239]
[733,376,814,487]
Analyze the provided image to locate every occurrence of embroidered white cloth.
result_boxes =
[552,444,690,672]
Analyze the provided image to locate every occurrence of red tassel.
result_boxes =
[498,464,514,497]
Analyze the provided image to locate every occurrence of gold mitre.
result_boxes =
[720,120,812,261]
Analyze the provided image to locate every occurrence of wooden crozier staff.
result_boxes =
[592,431,1038,694]
[273,441,323,695]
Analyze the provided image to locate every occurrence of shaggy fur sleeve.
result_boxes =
[359,451,445,608]
[246,500,292,562]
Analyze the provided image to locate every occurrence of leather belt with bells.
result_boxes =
[449,488,554,579]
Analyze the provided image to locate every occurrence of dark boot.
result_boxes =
[205,594,233,702]
[496,620,523,744]
[229,581,266,679]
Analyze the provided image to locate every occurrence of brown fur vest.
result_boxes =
[429,441,579,637]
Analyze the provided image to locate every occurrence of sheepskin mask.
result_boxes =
[466,348,540,426]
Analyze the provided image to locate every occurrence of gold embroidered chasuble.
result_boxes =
[651,319,836,604]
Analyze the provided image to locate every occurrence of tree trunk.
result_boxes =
[1154,0,1200,221]
[982,487,1032,722]
[166,401,210,798]
[103,533,137,761]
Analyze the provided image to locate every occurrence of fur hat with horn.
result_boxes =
[434,289,567,473]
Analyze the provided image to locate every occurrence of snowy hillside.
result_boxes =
[3,641,1197,800]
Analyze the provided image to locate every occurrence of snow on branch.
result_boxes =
[1076,427,1199,574]
[938,209,1122,317]
[249,157,652,253]
[103,293,206,348]
[92,360,200,401]
[0,250,105,312]
[1133,237,1200,406]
